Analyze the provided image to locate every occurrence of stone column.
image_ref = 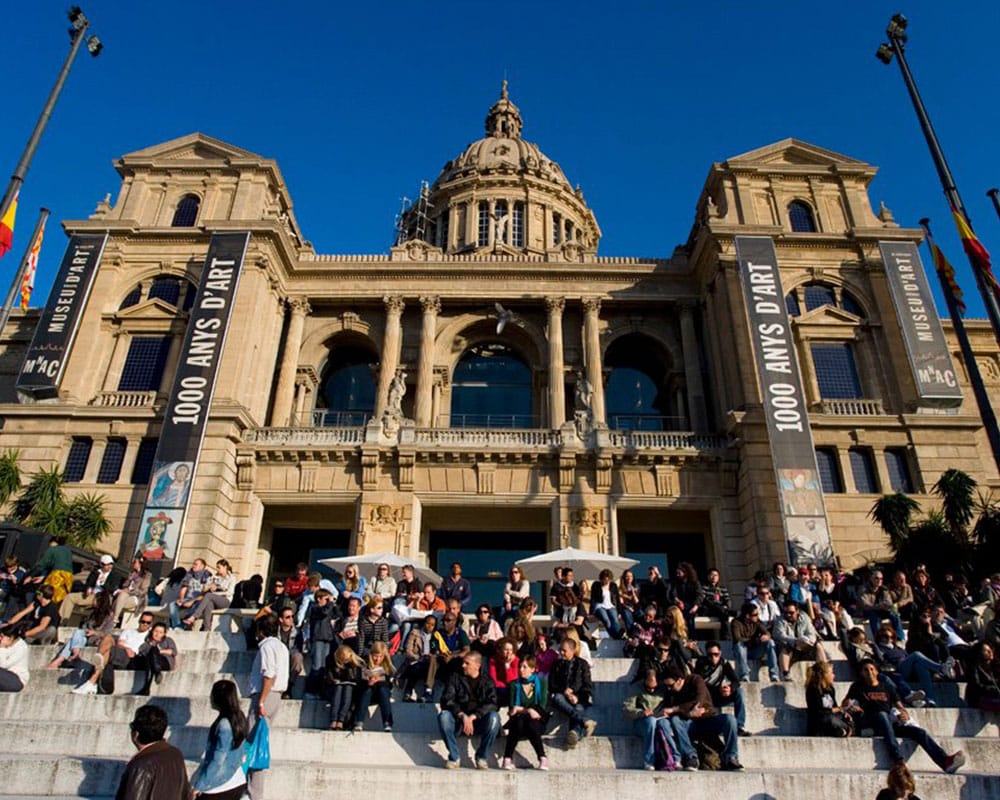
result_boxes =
[270,297,310,427]
[546,297,566,428]
[374,296,405,418]
[679,302,708,432]
[415,296,440,427]
[582,298,606,424]
[101,329,129,392]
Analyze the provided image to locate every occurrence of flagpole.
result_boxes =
[0,208,49,337]
[877,15,1000,347]
[0,8,102,233]
[988,189,1000,223]
[920,219,1000,472]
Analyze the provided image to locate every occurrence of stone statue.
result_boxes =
[574,372,593,412]
[387,370,407,415]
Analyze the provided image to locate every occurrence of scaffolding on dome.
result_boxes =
[393,180,433,246]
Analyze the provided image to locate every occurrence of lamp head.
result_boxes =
[876,43,894,65]
[87,35,103,56]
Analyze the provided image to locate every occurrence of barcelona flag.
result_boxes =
[20,213,46,310]
[952,208,999,296]
[0,193,16,258]
[927,236,966,315]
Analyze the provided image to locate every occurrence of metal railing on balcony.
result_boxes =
[415,427,561,448]
[818,398,884,416]
[307,409,371,427]
[607,430,728,451]
[449,413,540,429]
[607,414,689,431]
[243,426,366,446]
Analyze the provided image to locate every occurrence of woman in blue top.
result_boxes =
[501,655,549,771]
[191,679,248,799]
[336,563,367,613]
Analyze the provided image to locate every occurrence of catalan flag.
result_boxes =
[0,193,16,258]
[927,235,966,315]
[19,213,46,311]
[952,207,999,294]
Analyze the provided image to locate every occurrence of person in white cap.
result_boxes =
[59,555,117,623]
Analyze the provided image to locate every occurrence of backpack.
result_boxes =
[695,738,722,771]
[653,724,677,771]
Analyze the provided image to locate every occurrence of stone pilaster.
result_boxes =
[546,297,566,428]
[415,296,440,427]
[270,297,310,427]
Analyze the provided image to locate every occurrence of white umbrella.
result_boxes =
[515,547,639,582]
[318,552,443,586]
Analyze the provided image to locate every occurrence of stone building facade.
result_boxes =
[1,85,998,596]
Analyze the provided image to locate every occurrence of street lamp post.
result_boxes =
[877,14,1000,347]
[0,7,102,230]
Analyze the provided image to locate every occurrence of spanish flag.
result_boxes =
[0,193,16,258]
[928,236,966,315]
[952,207,998,295]
[19,213,46,311]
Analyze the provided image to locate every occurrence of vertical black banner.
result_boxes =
[135,232,250,563]
[879,241,963,408]
[735,235,835,566]
[15,233,108,401]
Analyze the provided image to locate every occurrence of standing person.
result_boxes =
[26,536,74,604]
[182,559,236,631]
[437,651,501,769]
[672,562,704,630]
[694,641,751,736]
[246,614,289,800]
[190,679,249,800]
[440,562,472,614]
[115,704,191,800]
[548,636,597,747]
[731,602,779,682]
[284,563,310,603]
[275,607,304,698]
[113,555,153,625]
[622,669,679,771]
[501,655,549,771]
[659,664,744,772]
[0,623,30,692]
[4,584,60,644]
[306,589,338,674]
[843,659,965,774]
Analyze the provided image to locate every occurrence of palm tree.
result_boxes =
[972,491,1000,578]
[12,466,67,534]
[932,468,977,541]
[0,450,20,508]
[898,509,969,575]
[64,493,113,550]
[870,492,920,556]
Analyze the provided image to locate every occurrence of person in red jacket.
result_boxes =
[488,638,519,705]
[285,563,310,602]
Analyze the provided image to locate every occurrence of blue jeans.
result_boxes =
[437,710,501,763]
[715,686,747,729]
[621,608,636,632]
[670,713,739,763]
[549,692,589,736]
[734,640,779,681]
[356,682,393,726]
[168,597,198,628]
[897,652,942,701]
[594,607,623,639]
[633,715,678,767]
[329,683,355,724]
[860,711,949,767]
[310,640,331,674]
[57,629,88,661]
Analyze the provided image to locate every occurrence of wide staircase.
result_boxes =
[1,624,998,799]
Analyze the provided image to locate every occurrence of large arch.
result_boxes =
[604,332,685,430]
[314,331,379,426]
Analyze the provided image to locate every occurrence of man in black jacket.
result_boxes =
[694,641,751,736]
[660,664,743,772]
[437,651,501,769]
[115,704,191,800]
[548,637,597,747]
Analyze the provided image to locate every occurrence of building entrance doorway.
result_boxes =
[430,531,546,609]
[269,528,350,583]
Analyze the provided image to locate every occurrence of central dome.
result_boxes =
[397,83,600,256]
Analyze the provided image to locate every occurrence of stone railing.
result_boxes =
[92,390,158,408]
[414,428,562,449]
[242,427,365,446]
[818,398,885,416]
[606,430,728,451]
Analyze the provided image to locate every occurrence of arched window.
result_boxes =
[512,202,525,248]
[478,201,490,247]
[604,334,676,430]
[171,194,200,227]
[804,284,836,311]
[552,212,562,246]
[785,292,801,317]
[317,345,378,426]
[119,285,142,310]
[788,201,817,233]
[437,211,450,250]
[451,342,533,428]
[495,200,509,244]
[148,276,181,306]
[786,282,865,319]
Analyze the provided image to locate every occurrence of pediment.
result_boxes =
[120,133,261,164]
[727,138,869,169]
[114,298,185,320]
[796,305,861,325]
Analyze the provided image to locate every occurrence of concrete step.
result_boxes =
[0,719,995,773]
[54,628,249,652]
[1,754,997,799]
[2,690,995,739]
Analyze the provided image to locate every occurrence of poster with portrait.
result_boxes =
[146,461,194,509]
[138,509,182,561]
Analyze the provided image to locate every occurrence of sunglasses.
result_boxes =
[139,619,153,626]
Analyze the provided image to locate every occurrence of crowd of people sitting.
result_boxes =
[2,542,1000,793]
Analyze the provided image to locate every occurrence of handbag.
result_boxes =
[244,717,271,772]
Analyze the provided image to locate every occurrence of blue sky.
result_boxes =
[2,1,998,318]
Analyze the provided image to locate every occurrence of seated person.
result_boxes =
[487,638,519,706]
[589,569,624,640]
[4,584,60,644]
[659,664,743,772]
[48,590,116,669]
[547,636,597,747]
[182,559,236,631]
[804,661,853,737]
[965,641,1000,713]
[0,623,30,692]
[842,659,965,774]
[258,578,296,619]
[875,624,950,706]
[111,556,152,624]
[859,571,905,643]
[622,668,679,771]
[333,596,363,654]
[134,622,178,696]
[168,558,212,629]
[694,641,751,736]
[772,600,826,680]
[59,554,116,624]
[72,612,155,694]
[700,569,732,640]
[730,602,779,682]
[400,614,441,701]
[0,557,28,621]
[501,656,549,771]
[844,626,925,707]
[432,613,472,686]
[437,651,501,769]
[469,604,503,657]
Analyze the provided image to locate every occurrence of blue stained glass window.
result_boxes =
[148,277,181,307]
[97,438,126,484]
[118,336,172,392]
[64,437,92,483]
[886,448,915,493]
[788,201,817,232]
[850,448,879,494]
[131,438,159,484]
[804,284,836,311]
[811,343,862,399]
[172,194,200,227]
[815,447,843,493]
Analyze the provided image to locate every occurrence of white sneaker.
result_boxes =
[72,682,97,695]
